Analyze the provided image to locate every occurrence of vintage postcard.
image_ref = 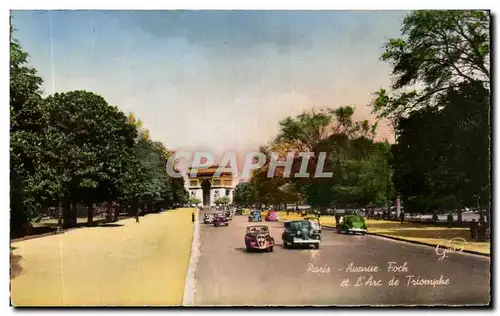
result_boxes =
[9,9,491,307]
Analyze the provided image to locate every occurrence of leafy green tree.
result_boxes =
[372,10,490,120]
[274,107,380,210]
[234,182,255,206]
[38,91,138,227]
[133,137,170,212]
[171,176,188,205]
[372,10,491,220]
[10,18,188,234]
[10,22,44,236]
[214,196,230,205]
[188,197,201,206]
[248,106,387,212]
[392,81,490,218]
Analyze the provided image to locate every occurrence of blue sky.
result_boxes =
[11,10,407,161]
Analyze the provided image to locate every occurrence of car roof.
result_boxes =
[247,225,268,228]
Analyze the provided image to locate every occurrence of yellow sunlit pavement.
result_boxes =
[11,208,195,306]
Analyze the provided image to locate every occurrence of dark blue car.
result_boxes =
[248,210,262,222]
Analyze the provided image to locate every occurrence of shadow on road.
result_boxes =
[10,251,23,279]
[97,223,125,228]
[234,247,275,254]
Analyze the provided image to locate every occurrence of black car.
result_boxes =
[203,213,214,224]
[282,220,321,249]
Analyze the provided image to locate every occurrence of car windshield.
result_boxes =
[247,226,268,234]
[250,211,260,216]
[288,221,311,231]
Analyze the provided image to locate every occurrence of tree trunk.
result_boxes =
[106,200,112,222]
[114,203,120,222]
[457,201,463,224]
[87,202,93,226]
[63,199,71,229]
[71,201,78,227]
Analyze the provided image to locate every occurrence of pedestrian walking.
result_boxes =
[192,211,195,223]
[400,211,405,224]
[135,209,141,223]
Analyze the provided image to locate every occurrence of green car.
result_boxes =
[337,211,367,235]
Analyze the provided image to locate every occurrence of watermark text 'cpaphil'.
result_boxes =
[165,151,333,178]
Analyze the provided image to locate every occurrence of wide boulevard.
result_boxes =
[194,212,490,306]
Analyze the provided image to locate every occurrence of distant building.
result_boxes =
[187,165,235,206]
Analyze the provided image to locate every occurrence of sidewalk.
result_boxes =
[321,219,490,255]
[11,208,195,306]
[363,220,490,255]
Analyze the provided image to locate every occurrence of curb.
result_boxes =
[182,209,200,306]
[11,216,136,243]
[11,230,64,243]
[367,232,490,258]
[321,224,490,258]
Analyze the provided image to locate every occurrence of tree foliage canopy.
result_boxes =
[10,23,188,235]
[371,10,490,216]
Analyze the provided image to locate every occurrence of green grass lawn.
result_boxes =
[364,219,490,255]
[319,218,489,255]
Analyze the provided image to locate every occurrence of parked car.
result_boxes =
[214,213,229,227]
[265,210,279,222]
[282,220,321,249]
[337,210,367,235]
[34,215,52,223]
[203,213,214,224]
[248,210,262,222]
[245,225,275,252]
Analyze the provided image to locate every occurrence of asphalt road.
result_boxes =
[194,213,490,306]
